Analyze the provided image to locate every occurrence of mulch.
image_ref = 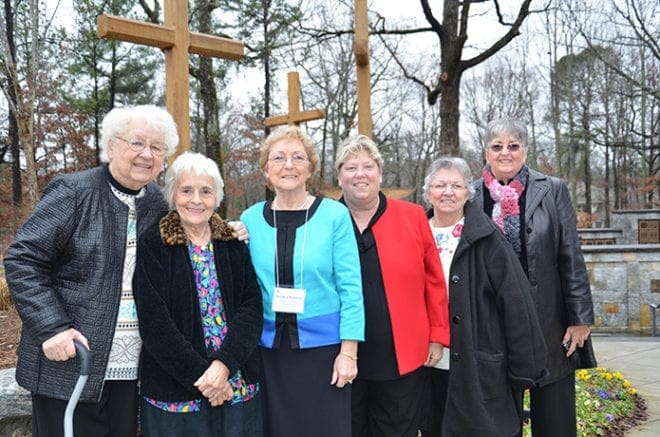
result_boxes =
[0,309,21,369]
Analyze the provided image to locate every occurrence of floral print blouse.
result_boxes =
[144,242,259,413]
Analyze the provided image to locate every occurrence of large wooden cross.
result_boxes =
[354,0,372,137]
[97,0,244,154]
[264,71,325,128]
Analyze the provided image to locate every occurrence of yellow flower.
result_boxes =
[613,372,624,380]
[623,380,631,388]
[628,388,637,395]
[576,369,589,380]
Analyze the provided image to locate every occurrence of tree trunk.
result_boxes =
[3,0,23,224]
[438,73,462,156]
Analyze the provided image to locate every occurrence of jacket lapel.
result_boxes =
[525,169,550,222]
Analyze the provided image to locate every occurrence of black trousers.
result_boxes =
[530,373,577,437]
[352,367,427,437]
[31,380,138,437]
[419,368,449,437]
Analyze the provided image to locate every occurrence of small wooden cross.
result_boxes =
[97,0,244,155]
[264,71,325,128]
[354,0,373,137]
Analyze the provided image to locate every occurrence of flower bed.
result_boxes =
[523,368,647,436]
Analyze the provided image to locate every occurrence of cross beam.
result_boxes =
[264,71,325,128]
[97,0,244,154]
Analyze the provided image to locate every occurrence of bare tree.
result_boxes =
[379,0,541,155]
[0,0,42,217]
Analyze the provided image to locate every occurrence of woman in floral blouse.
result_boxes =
[134,152,263,436]
[420,156,547,436]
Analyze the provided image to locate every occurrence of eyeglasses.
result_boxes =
[430,182,467,192]
[268,153,309,167]
[115,136,168,157]
[488,143,522,152]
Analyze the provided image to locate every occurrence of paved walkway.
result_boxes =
[592,335,660,436]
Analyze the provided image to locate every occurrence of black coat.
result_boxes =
[474,167,595,385]
[5,166,167,401]
[438,200,547,436]
[133,211,263,402]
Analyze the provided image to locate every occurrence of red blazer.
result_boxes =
[372,198,450,375]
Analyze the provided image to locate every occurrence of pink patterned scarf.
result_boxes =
[482,165,528,256]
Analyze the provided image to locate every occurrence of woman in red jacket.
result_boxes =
[335,135,450,437]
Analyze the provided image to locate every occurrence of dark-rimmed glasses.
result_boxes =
[488,143,522,152]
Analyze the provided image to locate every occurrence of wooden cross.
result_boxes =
[264,71,325,128]
[97,0,244,155]
[354,0,372,137]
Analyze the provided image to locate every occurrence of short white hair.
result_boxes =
[99,105,179,162]
[163,152,225,209]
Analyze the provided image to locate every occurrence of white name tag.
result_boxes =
[272,287,306,314]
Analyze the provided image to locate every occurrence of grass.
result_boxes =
[523,367,647,436]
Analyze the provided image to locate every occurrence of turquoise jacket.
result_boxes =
[241,197,365,348]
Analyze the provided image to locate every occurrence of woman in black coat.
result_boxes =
[474,118,596,436]
[133,152,263,436]
[420,156,547,436]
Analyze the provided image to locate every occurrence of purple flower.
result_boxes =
[606,414,614,422]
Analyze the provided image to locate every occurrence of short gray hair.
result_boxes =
[100,105,179,162]
[334,135,383,172]
[422,156,476,204]
[163,152,224,210]
[482,118,528,150]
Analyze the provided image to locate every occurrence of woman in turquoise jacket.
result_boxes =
[240,126,364,437]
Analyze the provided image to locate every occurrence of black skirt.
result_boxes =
[260,333,351,437]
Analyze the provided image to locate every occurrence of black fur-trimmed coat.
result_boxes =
[133,210,263,402]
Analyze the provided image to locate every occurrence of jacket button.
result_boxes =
[526,227,532,234]
[450,275,460,284]
[530,279,537,286]
[451,352,461,361]
[452,315,461,324]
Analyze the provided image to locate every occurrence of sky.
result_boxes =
[42,0,539,112]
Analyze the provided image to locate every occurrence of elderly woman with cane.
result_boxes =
[6,105,177,437]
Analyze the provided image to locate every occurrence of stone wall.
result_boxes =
[610,209,660,245]
[584,244,660,335]
[0,368,31,437]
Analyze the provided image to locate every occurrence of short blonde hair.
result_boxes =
[259,126,319,189]
[334,135,383,172]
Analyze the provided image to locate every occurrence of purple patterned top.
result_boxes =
[144,242,259,413]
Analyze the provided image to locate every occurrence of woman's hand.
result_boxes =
[227,221,249,241]
[42,328,89,362]
[424,342,443,367]
[562,325,591,357]
[194,360,233,406]
[331,340,358,388]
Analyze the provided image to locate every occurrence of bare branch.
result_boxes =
[376,32,430,95]
[461,0,533,71]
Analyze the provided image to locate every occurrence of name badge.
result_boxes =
[272,287,306,314]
